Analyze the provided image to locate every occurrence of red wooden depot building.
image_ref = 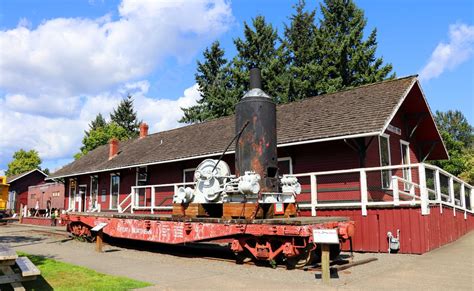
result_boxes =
[49,76,473,254]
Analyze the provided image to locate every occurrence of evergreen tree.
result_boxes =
[180,41,238,123]
[318,0,393,93]
[231,15,288,101]
[110,95,141,138]
[282,0,323,100]
[74,122,129,159]
[6,149,42,176]
[431,110,473,183]
[435,110,473,147]
[85,113,107,137]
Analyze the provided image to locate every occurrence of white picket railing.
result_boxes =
[118,182,194,213]
[293,163,473,217]
[113,163,473,217]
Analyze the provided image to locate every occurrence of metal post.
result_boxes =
[392,176,399,206]
[151,187,155,214]
[435,169,442,213]
[360,170,368,216]
[448,176,455,216]
[418,164,429,215]
[310,175,318,217]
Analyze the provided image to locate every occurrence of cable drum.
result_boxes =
[194,159,231,202]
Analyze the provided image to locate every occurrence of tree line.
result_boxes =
[180,0,394,123]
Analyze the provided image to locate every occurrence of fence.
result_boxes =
[118,182,194,214]
[114,163,473,217]
[293,163,473,217]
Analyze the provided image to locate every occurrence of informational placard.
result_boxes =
[313,229,339,244]
[91,222,108,232]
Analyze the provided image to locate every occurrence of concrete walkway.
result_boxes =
[0,224,472,290]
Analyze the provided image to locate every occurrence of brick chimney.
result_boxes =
[109,138,119,160]
[139,122,149,139]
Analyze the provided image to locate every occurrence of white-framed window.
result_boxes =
[110,173,120,210]
[183,168,196,183]
[379,134,391,189]
[90,175,99,210]
[278,157,293,175]
[400,140,412,191]
[136,166,148,186]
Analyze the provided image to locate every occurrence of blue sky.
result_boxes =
[0,0,473,173]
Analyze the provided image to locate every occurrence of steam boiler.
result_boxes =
[173,69,301,218]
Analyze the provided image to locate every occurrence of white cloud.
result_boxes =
[420,23,474,81]
[0,83,200,169]
[0,0,231,170]
[0,0,232,104]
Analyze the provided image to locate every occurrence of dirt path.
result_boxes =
[0,223,472,290]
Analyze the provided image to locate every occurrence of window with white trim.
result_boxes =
[110,174,120,209]
[379,134,391,189]
[400,140,412,191]
[278,157,293,175]
[183,168,196,183]
[90,175,99,210]
[136,166,148,186]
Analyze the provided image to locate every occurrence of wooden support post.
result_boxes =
[360,170,368,216]
[310,175,317,217]
[151,187,155,214]
[448,177,455,216]
[434,170,442,213]
[321,244,330,284]
[418,164,429,215]
[392,176,399,206]
[470,188,474,212]
[95,230,103,253]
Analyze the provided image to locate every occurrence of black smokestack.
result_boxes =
[249,68,262,89]
[235,68,278,193]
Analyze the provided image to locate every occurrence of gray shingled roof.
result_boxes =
[7,169,47,183]
[49,76,417,179]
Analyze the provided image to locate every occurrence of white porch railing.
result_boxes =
[293,163,473,217]
[114,163,473,218]
[118,182,194,213]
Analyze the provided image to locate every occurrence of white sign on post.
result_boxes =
[313,229,339,244]
[91,222,108,232]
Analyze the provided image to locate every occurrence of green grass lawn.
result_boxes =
[0,252,152,290]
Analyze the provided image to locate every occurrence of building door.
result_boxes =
[78,185,87,212]
[90,176,99,211]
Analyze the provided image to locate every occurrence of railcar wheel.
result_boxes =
[69,222,95,242]
[285,248,314,269]
[234,250,253,264]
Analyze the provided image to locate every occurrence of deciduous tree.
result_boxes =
[6,149,42,176]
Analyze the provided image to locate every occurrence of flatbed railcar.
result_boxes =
[59,69,355,268]
[62,212,354,267]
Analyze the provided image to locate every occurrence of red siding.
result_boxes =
[9,171,46,211]
[308,206,474,254]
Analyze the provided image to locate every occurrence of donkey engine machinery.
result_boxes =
[173,159,301,204]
